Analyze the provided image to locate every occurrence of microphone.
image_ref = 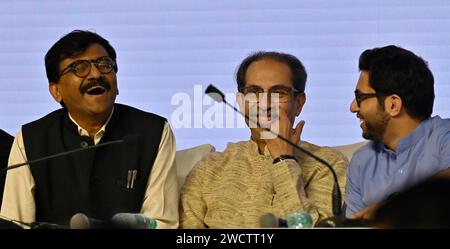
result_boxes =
[0,134,138,175]
[205,85,343,224]
[70,213,107,229]
[70,213,157,229]
[260,213,287,228]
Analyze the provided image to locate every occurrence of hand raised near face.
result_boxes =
[265,109,305,160]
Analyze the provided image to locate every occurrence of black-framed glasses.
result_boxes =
[239,85,301,103]
[59,56,116,78]
[354,90,389,107]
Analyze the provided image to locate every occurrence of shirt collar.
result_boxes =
[247,139,268,156]
[248,138,276,157]
[68,107,114,145]
[396,116,433,154]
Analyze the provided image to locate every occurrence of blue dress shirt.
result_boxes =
[345,116,450,217]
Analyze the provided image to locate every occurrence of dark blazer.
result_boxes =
[0,129,14,207]
[21,104,166,224]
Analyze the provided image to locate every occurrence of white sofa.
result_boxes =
[175,144,215,191]
[332,141,367,161]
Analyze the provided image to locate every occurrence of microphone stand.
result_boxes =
[205,84,342,222]
[1,139,126,174]
[0,214,31,229]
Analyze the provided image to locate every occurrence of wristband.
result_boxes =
[272,155,297,164]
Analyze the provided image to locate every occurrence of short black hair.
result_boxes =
[358,45,434,120]
[45,30,118,83]
[236,51,307,93]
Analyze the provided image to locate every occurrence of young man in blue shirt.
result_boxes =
[345,45,450,218]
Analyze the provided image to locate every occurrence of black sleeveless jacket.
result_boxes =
[22,104,166,225]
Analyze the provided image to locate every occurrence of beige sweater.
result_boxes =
[180,140,348,228]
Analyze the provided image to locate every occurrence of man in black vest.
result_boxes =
[0,30,178,228]
[0,129,13,208]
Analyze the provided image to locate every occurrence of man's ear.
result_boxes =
[295,93,306,116]
[49,83,62,103]
[385,94,402,117]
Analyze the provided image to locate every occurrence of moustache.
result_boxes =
[249,108,280,123]
[79,77,111,95]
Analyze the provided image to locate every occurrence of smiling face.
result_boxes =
[240,58,305,140]
[350,71,390,142]
[49,43,118,121]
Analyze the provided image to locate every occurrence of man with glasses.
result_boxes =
[180,51,348,228]
[1,30,179,228]
[345,45,450,219]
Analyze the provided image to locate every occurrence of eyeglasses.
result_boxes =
[239,85,301,103]
[354,90,389,107]
[59,56,116,78]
